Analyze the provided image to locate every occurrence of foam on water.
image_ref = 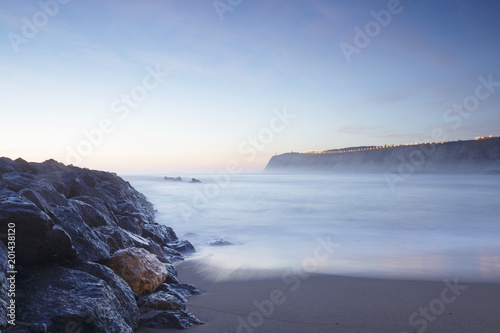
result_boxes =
[126,173,500,282]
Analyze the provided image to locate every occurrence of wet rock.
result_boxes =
[162,246,184,262]
[163,264,180,284]
[95,226,150,254]
[139,308,202,330]
[142,224,177,245]
[52,205,111,262]
[168,283,202,298]
[106,247,168,294]
[209,239,234,246]
[190,178,201,183]
[16,266,137,333]
[138,291,185,311]
[156,284,187,303]
[70,199,115,228]
[166,239,196,254]
[116,215,143,235]
[145,238,170,263]
[0,157,202,332]
[0,189,76,265]
[71,261,140,328]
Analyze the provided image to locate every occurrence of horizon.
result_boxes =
[1,1,499,173]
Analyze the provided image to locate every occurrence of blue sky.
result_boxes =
[1,0,499,172]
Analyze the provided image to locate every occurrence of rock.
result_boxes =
[95,226,150,254]
[139,308,202,330]
[166,239,196,254]
[16,266,137,333]
[164,176,182,181]
[52,205,111,262]
[0,157,202,332]
[138,291,185,311]
[209,239,234,246]
[70,198,115,228]
[142,224,177,245]
[156,283,187,303]
[163,264,180,284]
[106,247,169,294]
[145,238,170,263]
[116,215,143,235]
[71,261,140,328]
[190,178,201,183]
[0,189,76,265]
[168,283,202,298]
[162,246,184,262]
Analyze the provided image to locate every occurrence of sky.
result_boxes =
[1,0,499,173]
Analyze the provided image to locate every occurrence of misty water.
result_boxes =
[127,173,500,282]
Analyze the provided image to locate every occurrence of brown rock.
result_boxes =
[106,247,168,294]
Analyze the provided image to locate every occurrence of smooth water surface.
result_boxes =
[127,173,500,282]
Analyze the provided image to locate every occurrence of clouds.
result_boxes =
[0,0,499,171]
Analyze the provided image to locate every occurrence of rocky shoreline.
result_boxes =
[0,157,202,332]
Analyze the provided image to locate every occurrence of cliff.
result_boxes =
[0,158,202,332]
[265,138,500,174]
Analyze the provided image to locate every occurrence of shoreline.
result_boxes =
[137,259,500,333]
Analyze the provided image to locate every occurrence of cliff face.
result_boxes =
[0,158,201,332]
[265,138,500,174]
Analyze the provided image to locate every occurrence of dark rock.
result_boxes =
[0,157,21,173]
[52,206,111,262]
[139,308,202,330]
[166,239,196,254]
[145,237,169,263]
[95,226,150,254]
[116,215,143,235]
[163,264,180,284]
[16,267,137,332]
[164,176,182,181]
[18,188,55,218]
[138,291,185,311]
[162,246,184,262]
[209,239,234,246]
[142,224,177,245]
[168,283,202,298]
[70,199,115,228]
[0,157,201,333]
[0,189,76,265]
[190,178,201,183]
[71,261,140,328]
[156,283,187,303]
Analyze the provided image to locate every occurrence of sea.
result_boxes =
[126,173,500,282]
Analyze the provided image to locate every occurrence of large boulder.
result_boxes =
[16,266,137,333]
[106,247,169,294]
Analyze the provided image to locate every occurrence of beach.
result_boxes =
[136,259,500,333]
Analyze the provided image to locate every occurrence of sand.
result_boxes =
[136,260,500,333]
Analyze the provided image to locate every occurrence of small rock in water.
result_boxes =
[209,239,234,246]
[164,176,182,181]
[190,178,201,183]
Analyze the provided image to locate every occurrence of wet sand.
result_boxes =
[136,259,500,333]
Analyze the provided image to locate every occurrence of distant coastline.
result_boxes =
[265,137,500,174]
